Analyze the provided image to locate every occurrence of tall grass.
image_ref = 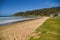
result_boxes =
[29,17,60,40]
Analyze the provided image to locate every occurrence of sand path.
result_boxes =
[0,17,49,40]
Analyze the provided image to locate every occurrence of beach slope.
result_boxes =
[0,17,49,40]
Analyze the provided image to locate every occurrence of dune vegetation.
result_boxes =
[29,17,60,40]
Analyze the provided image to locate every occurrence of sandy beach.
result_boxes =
[0,17,49,40]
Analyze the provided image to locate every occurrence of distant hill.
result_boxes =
[13,7,60,16]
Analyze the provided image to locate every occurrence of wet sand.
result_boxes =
[0,17,49,40]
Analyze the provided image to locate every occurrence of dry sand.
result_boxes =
[0,17,49,40]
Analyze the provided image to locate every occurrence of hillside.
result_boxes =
[13,7,60,16]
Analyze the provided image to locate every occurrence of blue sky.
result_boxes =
[0,0,60,16]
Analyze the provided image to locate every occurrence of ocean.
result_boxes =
[0,16,40,25]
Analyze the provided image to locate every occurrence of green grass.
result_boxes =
[29,17,60,40]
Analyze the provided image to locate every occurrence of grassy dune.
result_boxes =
[29,17,60,40]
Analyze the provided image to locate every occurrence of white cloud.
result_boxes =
[45,2,60,7]
[50,3,59,7]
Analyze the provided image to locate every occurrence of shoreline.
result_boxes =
[0,17,42,30]
[0,17,41,26]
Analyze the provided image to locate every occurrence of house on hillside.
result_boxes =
[58,12,60,16]
[50,13,55,17]
[50,12,60,17]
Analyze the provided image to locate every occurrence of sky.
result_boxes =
[0,0,60,16]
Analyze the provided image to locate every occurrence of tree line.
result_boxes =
[13,7,60,16]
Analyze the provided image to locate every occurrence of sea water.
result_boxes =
[0,16,32,25]
[0,16,40,25]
